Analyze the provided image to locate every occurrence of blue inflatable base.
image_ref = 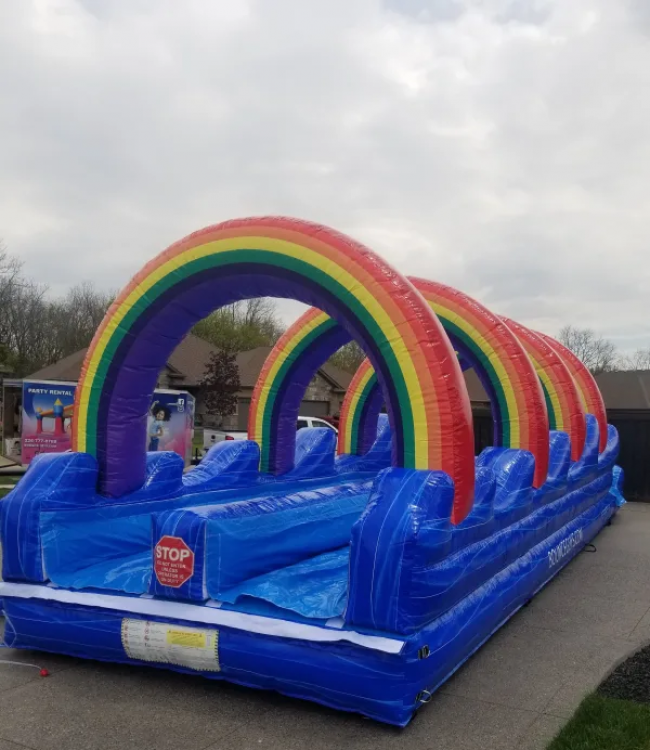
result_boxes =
[1,493,617,727]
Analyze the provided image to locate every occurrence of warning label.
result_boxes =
[167,629,206,648]
[121,619,220,672]
[154,535,195,588]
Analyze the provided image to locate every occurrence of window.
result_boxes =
[312,418,336,431]
[296,419,309,431]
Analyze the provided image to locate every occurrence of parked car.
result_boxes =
[202,416,338,453]
[318,415,340,430]
[202,428,247,451]
[296,416,338,433]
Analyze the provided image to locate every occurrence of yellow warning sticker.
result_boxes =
[121,620,220,672]
[167,630,206,648]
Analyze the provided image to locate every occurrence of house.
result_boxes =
[225,347,351,431]
[25,334,352,431]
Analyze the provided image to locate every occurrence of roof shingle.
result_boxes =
[26,334,218,387]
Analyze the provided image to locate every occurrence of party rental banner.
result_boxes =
[21,381,76,463]
[22,381,194,465]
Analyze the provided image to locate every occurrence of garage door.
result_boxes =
[299,400,329,417]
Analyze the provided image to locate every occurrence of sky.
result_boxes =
[1,0,649,351]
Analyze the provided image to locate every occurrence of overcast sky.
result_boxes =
[1,0,649,351]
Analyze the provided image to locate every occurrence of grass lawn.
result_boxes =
[548,693,650,750]
[0,475,20,499]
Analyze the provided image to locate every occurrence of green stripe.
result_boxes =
[440,318,512,446]
[349,372,379,454]
[258,318,337,472]
[85,249,417,466]
[541,382,558,430]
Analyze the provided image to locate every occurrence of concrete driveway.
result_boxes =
[1,503,649,750]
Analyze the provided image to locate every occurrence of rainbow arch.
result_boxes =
[502,318,586,461]
[537,333,608,453]
[337,358,381,457]
[412,278,548,487]
[73,217,474,516]
[249,307,349,473]
[250,277,550,488]
[339,321,605,468]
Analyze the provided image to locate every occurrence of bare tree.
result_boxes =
[47,282,114,361]
[0,243,19,366]
[3,278,53,374]
[193,298,284,352]
[618,348,650,371]
[0,242,22,308]
[0,242,114,376]
[557,325,620,374]
[0,245,47,373]
[328,341,365,373]
[0,243,25,338]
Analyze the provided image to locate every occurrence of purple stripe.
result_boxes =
[356,380,384,455]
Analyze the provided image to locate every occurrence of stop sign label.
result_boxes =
[154,536,195,588]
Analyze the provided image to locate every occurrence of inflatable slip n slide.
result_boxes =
[0,217,625,726]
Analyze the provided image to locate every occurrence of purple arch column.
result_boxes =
[97,267,403,497]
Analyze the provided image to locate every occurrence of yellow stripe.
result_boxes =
[428,301,522,447]
[77,236,432,466]
[251,311,331,443]
[573,375,589,412]
[529,354,564,430]
[76,311,122,452]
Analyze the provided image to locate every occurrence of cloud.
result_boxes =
[0,0,648,350]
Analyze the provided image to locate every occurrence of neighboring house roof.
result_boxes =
[460,369,650,411]
[25,336,356,394]
[320,362,353,391]
[234,347,353,391]
[26,348,89,382]
[26,334,218,387]
[235,347,274,388]
[594,370,650,410]
[165,334,219,386]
